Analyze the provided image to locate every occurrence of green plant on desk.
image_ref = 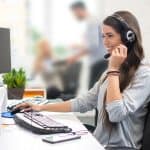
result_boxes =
[2,68,26,99]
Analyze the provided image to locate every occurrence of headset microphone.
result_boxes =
[104,53,111,59]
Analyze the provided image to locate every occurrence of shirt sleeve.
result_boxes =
[106,68,150,123]
[70,81,100,113]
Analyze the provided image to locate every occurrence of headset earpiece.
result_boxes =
[111,14,136,44]
[126,30,135,43]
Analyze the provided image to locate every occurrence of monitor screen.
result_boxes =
[0,27,11,73]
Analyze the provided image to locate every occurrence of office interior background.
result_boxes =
[0,0,150,124]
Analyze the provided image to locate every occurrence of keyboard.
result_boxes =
[14,112,72,134]
[24,112,67,128]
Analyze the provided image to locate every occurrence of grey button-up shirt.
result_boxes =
[71,59,150,150]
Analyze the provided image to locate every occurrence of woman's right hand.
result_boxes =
[15,103,42,112]
[108,44,127,70]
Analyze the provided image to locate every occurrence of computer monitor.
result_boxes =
[0,27,11,73]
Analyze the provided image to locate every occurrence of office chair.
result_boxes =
[89,59,108,91]
[141,102,150,150]
[46,62,82,100]
[60,62,81,97]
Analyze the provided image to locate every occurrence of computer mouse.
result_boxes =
[10,107,22,115]
[1,112,14,118]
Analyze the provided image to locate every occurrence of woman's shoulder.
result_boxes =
[135,58,150,77]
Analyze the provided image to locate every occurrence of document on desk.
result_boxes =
[1,117,15,125]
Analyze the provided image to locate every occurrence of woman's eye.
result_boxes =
[102,34,114,38]
[108,34,113,38]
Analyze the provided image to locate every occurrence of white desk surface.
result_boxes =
[0,112,105,150]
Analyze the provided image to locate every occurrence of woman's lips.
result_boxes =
[105,46,115,53]
[106,48,111,53]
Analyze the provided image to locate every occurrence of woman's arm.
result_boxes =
[40,101,71,112]
[16,100,72,112]
[106,75,122,103]
[106,69,150,122]
[106,44,127,103]
[16,81,100,113]
[105,44,150,123]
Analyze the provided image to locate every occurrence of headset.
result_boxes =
[111,14,136,44]
[104,14,136,59]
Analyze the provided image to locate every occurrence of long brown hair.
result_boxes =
[101,11,144,125]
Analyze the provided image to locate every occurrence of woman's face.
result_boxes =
[102,24,123,54]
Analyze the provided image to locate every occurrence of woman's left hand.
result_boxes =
[108,44,128,70]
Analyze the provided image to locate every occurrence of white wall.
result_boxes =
[95,0,150,58]
[0,0,28,69]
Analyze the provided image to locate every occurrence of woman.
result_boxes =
[17,11,150,149]
[32,39,54,75]
[32,39,64,91]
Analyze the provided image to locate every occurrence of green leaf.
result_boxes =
[2,68,26,88]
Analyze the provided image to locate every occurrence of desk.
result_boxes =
[0,112,105,150]
[23,88,46,98]
[24,76,46,98]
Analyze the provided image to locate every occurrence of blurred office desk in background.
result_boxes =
[0,112,105,150]
[23,88,46,98]
[24,76,47,98]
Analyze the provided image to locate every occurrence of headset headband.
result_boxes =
[111,14,130,29]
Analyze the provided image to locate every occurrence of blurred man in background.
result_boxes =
[68,1,107,89]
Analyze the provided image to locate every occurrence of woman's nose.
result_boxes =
[103,38,109,47]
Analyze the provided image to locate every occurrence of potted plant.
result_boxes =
[2,68,26,99]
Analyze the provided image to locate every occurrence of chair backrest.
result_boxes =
[141,102,150,150]
[60,62,82,95]
[89,59,108,89]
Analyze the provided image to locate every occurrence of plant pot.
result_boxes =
[7,88,25,99]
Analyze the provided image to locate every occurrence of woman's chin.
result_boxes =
[105,47,112,52]
[107,50,112,54]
